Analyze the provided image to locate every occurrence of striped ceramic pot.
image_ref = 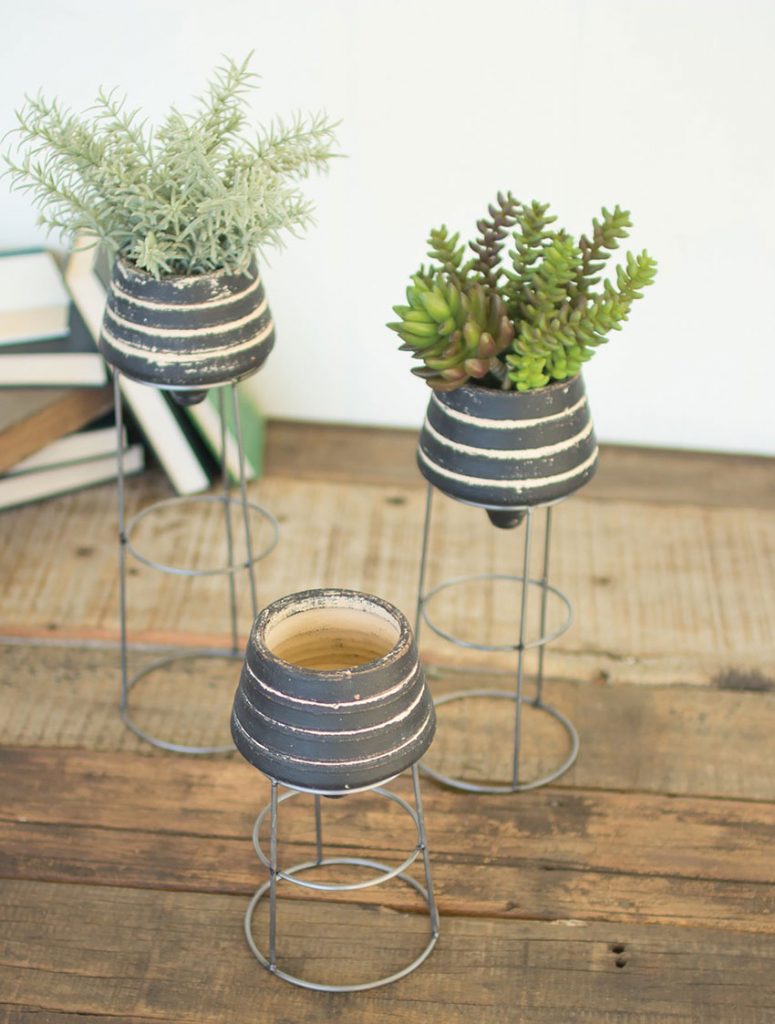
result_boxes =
[98,255,275,403]
[231,589,436,792]
[417,374,599,527]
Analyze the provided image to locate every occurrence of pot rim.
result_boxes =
[114,252,257,284]
[443,373,582,399]
[250,587,413,679]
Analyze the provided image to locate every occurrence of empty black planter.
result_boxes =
[231,589,436,792]
[417,375,599,525]
[99,256,275,398]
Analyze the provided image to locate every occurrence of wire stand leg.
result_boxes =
[114,372,129,713]
[217,387,239,655]
[314,795,323,865]
[535,505,552,707]
[413,483,434,643]
[231,382,258,619]
[411,763,439,936]
[268,779,279,972]
[511,508,533,790]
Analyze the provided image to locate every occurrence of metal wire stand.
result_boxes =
[113,371,279,755]
[244,764,439,992]
[415,483,579,793]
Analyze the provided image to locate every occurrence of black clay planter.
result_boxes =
[231,589,436,792]
[99,256,275,402]
[417,374,599,527]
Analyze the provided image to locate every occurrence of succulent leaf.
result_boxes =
[389,193,657,393]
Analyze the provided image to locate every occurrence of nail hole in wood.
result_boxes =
[615,957,627,968]
[611,943,626,954]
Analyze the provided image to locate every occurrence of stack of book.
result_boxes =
[0,248,141,511]
[0,246,266,511]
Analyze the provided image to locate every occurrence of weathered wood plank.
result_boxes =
[3,747,773,882]
[423,668,775,799]
[1,645,772,801]
[1,1015,161,1024]
[1,881,773,1023]
[3,818,772,934]
[1,431,773,1023]
[1,748,772,932]
[0,1013,151,1024]
[265,420,775,511]
[1,472,772,687]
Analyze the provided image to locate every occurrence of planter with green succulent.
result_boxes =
[4,55,339,403]
[387,193,657,524]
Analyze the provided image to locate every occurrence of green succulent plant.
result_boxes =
[3,54,339,278]
[388,193,657,392]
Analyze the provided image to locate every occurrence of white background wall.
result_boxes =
[2,0,773,455]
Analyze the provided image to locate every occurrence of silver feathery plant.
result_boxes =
[3,54,340,278]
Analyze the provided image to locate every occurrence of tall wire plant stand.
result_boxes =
[414,483,579,793]
[113,371,279,755]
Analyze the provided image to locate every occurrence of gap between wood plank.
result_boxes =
[1,747,772,934]
[2,880,773,1023]
[2,644,773,801]
[265,420,775,510]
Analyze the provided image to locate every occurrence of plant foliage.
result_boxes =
[388,194,657,392]
[3,54,340,277]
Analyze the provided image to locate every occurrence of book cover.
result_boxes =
[0,443,144,512]
[184,384,265,483]
[118,378,211,495]
[0,249,70,345]
[0,303,108,387]
[7,424,122,475]
[0,385,114,474]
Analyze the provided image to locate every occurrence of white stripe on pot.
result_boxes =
[232,708,434,768]
[238,683,426,738]
[417,445,599,489]
[243,659,420,709]
[110,273,262,311]
[423,417,594,460]
[431,392,587,429]
[104,295,269,338]
[100,317,274,365]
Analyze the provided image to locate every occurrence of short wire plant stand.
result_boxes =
[244,765,439,992]
[113,371,279,755]
[414,482,579,793]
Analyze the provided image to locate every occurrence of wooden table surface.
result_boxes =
[1,424,773,1023]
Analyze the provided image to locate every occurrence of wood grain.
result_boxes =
[0,471,772,688]
[0,385,113,474]
[1,747,772,933]
[1,644,772,800]
[2,881,774,1023]
[1,431,773,1021]
[265,419,775,510]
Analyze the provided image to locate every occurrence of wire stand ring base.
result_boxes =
[124,493,279,576]
[244,860,438,992]
[245,769,439,992]
[120,650,243,755]
[413,485,582,794]
[252,786,422,889]
[420,688,579,794]
[114,371,278,756]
